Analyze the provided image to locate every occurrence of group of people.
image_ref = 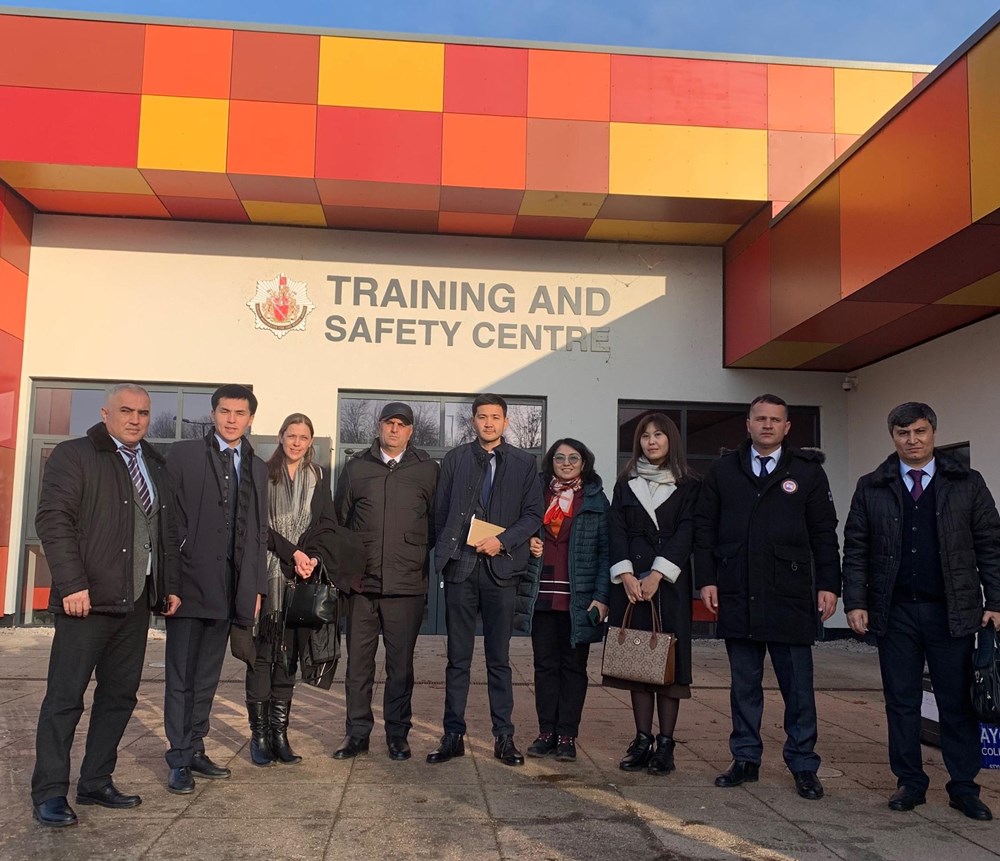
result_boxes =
[29,384,1000,830]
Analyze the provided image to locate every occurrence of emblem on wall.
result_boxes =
[248,273,315,339]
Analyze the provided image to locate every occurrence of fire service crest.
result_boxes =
[248,273,314,338]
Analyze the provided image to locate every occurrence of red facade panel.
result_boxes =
[315,107,443,185]
[0,15,144,94]
[525,118,609,193]
[0,86,140,167]
[724,229,772,364]
[444,45,528,116]
[611,55,767,128]
[231,31,320,104]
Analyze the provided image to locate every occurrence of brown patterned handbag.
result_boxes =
[602,600,676,686]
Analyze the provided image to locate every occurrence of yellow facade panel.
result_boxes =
[518,191,606,218]
[608,124,767,200]
[936,270,1000,306]
[586,219,737,244]
[833,68,913,135]
[138,96,229,173]
[969,26,1000,222]
[318,37,444,112]
[0,162,154,195]
[243,201,328,228]
[728,341,839,368]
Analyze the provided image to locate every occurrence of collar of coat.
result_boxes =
[720,438,827,466]
[364,439,431,464]
[872,449,968,486]
[86,421,167,465]
[201,428,256,460]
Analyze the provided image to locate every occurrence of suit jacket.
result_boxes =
[434,440,543,583]
[166,433,268,627]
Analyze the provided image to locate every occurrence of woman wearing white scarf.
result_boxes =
[605,413,700,775]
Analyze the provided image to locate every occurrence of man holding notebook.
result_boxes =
[427,394,543,766]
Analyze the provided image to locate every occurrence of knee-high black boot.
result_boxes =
[247,701,275,767]
[270,699,302,764]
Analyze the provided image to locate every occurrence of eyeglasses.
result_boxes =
[553,454,582,464]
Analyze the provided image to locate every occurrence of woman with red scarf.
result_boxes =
[526,438,610,762]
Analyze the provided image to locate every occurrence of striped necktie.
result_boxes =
[120,447,153,515]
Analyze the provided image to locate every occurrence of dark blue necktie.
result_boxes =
[481,453,494,508]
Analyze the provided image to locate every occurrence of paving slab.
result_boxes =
[1,630,999,861]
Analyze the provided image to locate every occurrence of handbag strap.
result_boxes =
[617,598,663,651]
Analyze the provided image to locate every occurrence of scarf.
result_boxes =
[628,458,676,529]
[259,463,317,644]
[543,475,583,539]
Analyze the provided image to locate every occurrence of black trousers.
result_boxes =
[163,616,230,768]
[443,561,517,737]
[878,601,981,798]
[245,627,297,703]
[725,637,820,773]
[344,592,425,740]
[531,610,591,737]
[32,590,149,804]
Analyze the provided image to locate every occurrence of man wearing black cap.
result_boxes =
[333,402,439,760]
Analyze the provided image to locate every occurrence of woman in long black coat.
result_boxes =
[605,412,700,775]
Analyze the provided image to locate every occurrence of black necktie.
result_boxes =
[387,459,397,470]
[757,455,773,481]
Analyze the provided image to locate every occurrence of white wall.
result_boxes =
[7,214,854,615]
[849,312,1000,491]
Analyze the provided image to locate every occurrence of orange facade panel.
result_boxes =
[442,114,527,190]
[142,24,233,99]
[227,101,317,178]
[839,60,972,297]
[527,49,610,121]
[767,65,835,133]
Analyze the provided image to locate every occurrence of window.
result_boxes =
[617,400,821,477]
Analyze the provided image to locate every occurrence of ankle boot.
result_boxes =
[647,735,676,775]
[247,701,275,767]
[270,699,302,764]
[619,731,655,771]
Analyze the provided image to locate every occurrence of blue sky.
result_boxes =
[7,1,1000,65]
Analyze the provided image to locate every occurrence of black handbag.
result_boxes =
[283,562,340,629]
[971,620,1000,726]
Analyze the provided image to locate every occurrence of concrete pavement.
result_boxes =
[1,628,997,861]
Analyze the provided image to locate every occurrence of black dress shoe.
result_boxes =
[888,786,927,811]
[191,751,231,779]
[494,735,524,766]
[32,797,77,827]
[793,771,824,800]
[527,733,557,758]
[167,767,195,795]
[387,738,411,761]
[426,733,465,764]
[715,760,760,787]
[76,783,141,809]
[949,795,993,820]
[332,736,370,760]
